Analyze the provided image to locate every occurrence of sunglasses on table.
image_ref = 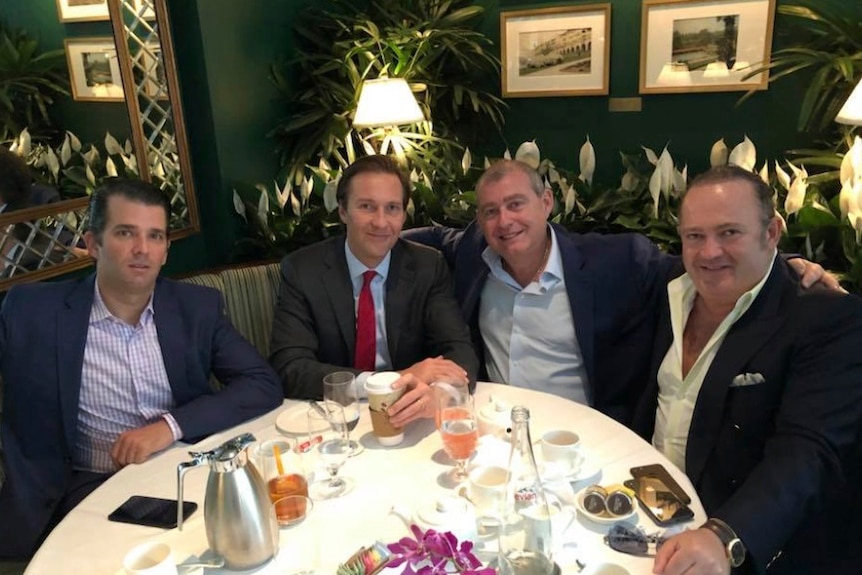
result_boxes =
[604,522,667,556]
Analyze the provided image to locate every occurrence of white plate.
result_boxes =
[574,487,637,525]
[276,403,330,435]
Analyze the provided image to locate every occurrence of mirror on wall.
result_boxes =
[109,0,199,237]
[0,0,199,292]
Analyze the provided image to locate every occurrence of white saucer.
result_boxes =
[540,455,601,483]
[574,487,637,525]
[276,404,330,435]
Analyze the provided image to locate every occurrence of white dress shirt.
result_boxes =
[653,252,776,471]
[478,226,588,404]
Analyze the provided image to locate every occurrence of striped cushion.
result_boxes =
[178,262,281,359]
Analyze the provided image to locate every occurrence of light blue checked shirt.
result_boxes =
[74,283,181,473]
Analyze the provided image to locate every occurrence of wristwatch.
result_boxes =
[702,518,746,568]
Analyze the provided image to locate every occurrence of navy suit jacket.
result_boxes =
[269,237,479,398]
[403,222,676,423]
[0,275,282,557]
[632,259,862,574]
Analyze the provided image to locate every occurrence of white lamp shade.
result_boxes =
[353,78,424,128]
[836,79,862,126]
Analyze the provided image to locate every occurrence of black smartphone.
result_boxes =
[630,463,691,504]
[108,495,197,529]
[624,476,694,527]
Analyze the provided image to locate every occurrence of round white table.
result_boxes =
[24,383,705,575]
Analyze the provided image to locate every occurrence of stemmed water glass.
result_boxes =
[435,382,478,486]
[307,401,352,499]
[323,371,363,456]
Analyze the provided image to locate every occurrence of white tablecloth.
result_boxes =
[24,382,704,575]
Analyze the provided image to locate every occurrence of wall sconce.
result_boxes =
[353,78,424,128]
[836,79,862,125]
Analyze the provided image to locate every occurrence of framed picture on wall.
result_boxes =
[55,0,110,22]
[65,38,125,102]
[500,4,611,98]
[639,0,776,94]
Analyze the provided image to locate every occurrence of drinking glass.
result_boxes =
[307,401,352,499]
[323,371,363,456]
[254,439,309,506]
[436,383,478,485]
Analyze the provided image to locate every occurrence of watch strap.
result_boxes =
[702,518,745,568]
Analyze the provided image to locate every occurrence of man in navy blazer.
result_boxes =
[404,160,677,423]
[632,166,862,574]
[0,179,282,558]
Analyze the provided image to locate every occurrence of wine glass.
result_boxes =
[436,383,478,486]
[307,401,352,499]
[323,371,363,456]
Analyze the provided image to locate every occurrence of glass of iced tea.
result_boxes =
[254,439,309,505]
[274,494,313,527]
[435,382,478,485]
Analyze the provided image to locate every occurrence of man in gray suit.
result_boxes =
[269,155,478,428]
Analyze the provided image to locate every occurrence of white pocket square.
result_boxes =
[730,372,765,387]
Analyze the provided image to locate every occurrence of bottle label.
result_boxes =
[514,487,538,504]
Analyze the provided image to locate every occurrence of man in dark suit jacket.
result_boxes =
[0,179,282,559]
[404,160,676,423]
[632,166,862,575]
[269,155,478,428]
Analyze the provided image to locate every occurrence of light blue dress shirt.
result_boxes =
[478,226,588,404]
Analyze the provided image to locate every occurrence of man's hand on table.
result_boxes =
[387,357,469,428]
[111,419,174,469]
[652,528,729,575]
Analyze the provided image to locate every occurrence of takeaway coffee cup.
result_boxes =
[365,371,406,446]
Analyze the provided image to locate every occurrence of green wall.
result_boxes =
[1,0,827,276]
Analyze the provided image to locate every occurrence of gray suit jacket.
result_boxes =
[269,237,479,398]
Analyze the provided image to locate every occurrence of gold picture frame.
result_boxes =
[55,0,110,23]
[639,0,776,94]
[500,4,611,98]
[64,37,125,102]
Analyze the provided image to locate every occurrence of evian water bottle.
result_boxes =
[500,406,555,575]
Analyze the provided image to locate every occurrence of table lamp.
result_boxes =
[353,78,424,128]
[836,78,862,125]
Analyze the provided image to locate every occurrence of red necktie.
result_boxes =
[354,270,377,371]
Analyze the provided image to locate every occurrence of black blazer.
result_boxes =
[269,237,479,398]
[633,258,862,573]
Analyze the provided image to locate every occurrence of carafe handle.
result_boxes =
[176,451,207,531]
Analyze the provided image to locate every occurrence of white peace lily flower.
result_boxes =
[515,141,541,169]
[257,185,270,220]
[406,197,415,218]
[564,183,576,215]
[232,190,247,219]
[409,169,419,184]
[17,128,32,156]
[318,157,332,174]
[46,147,60,180]
[775,161,791,191]
[728,136,756,171]
[578,136,596,185]
[461,147,472,175]
[106,157,118,177]
[621,170,638,192]
[548,165,561,184]
[301,176,313,203]
[85,164,96,186]
[709,138,728,167]
[673,165,688,195]
[323,179,339,213]
[784,174,807,216]
[60,136,72,166]
[758,161,769,184]
[68,131,82,152]
[642,145,659,166]
[104,132,123,156]
[275,180,290,209]
[484,156,491,170]
[503,149,512,160]
[840,136,862,186]
[657,147,675,195]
